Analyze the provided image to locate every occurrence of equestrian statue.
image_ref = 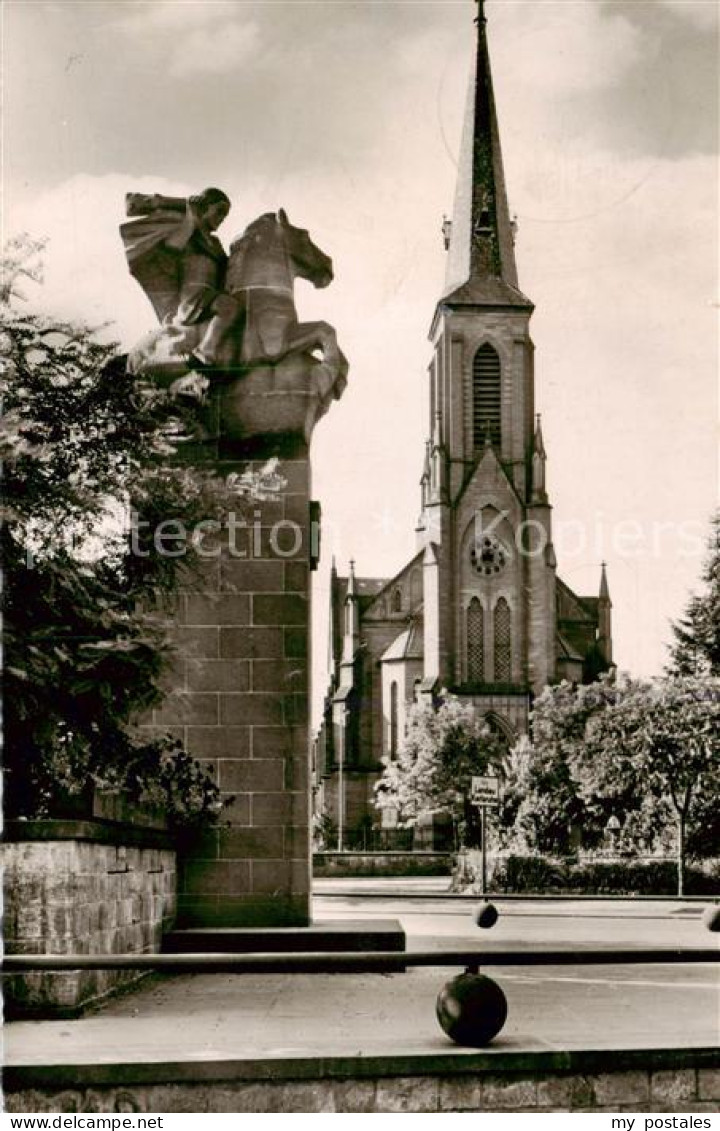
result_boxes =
[119,187,348,442]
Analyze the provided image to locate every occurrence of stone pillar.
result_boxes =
[148,355,336,928]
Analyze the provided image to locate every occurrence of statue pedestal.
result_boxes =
[144,359,335,927]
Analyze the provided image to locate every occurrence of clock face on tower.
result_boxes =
[470,534,508,576]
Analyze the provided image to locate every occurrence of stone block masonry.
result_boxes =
[3,826,176,1017]
[142,451,315,927]
[5,1048,718,1113]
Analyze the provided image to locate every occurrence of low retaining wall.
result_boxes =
[4,1048,718,1113]
[314,852,452,877]
[3,820,176,1017]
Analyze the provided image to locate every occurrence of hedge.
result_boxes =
[488,854,720,896]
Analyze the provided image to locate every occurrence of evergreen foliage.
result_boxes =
[667,512,720,676]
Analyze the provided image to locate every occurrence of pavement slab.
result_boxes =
[4,896,718,1068]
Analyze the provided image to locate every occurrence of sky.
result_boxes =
[4,0,718,720]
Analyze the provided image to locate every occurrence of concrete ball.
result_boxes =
[436,972,508,1047]
[702,903,720,932]
[474,901,499,929]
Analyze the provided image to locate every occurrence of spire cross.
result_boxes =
[475,0,487,26]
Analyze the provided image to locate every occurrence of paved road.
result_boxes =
[313,887,714,950]
[5,894,718,1065]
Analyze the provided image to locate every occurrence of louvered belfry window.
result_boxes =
[473,344,502,450]
[467,598,485,683]
[494,598,512,682]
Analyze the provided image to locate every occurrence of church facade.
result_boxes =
[314,4,613,841]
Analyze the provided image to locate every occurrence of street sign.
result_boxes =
[471,775,500,806]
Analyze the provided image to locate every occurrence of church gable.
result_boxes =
[555,577,608,681]
[361,550,424,623]
[453,441,524,532]
[556,577,596,625]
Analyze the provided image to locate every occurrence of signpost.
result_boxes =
[471,776,500,896]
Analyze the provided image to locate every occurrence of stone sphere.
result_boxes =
[474,901,499,929]
[436,973,508,1047]
[702,903,720,932]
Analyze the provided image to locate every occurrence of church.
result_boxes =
[314,2,613,842]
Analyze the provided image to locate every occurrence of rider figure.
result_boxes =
[120,187,243,370]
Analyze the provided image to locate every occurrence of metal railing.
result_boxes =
[3,946,718,974]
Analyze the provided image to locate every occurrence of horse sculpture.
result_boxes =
[225,210,347,380]
[125,201,348,438]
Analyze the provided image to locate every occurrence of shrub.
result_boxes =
[483,853,720,896]
[490,854,567,893]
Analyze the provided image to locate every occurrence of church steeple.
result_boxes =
[443,0,531,308]
[598,562,613,666]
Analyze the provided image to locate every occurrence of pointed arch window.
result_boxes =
[467,598,485,683]
[473,344,501,450]
[484,712,513,753]
[392,588,402,613]
[494,597,512,682]
[389,681,399,758]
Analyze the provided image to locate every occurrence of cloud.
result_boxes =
[118,2,260,78]
[491,0,643,97]
[167,19,260,77]
[486,0,717,162]
[658,0,719,29]
[122,1,235,32]
[6,173,194,343]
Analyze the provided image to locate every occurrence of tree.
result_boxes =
[509,675,626,854]
[667,512,720,676]
[374,695,505,848]
[1,237,277,825]
[0,232,46,305]
[512,674,692,858]
[576,677,720,894]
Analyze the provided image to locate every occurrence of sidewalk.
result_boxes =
[5,896,718,1068]
[314,875,714,902]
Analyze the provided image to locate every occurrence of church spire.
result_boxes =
[443,0,530,307]
[598,562,613,666]
[599,561,611,602]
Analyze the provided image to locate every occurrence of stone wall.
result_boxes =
[5,1049,718,1113]
[3,822,175,1017]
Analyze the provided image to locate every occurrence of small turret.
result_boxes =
[342,559,360,664]
[429,411,448,502]
[598,562,613,666]
[531,414,548,503]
